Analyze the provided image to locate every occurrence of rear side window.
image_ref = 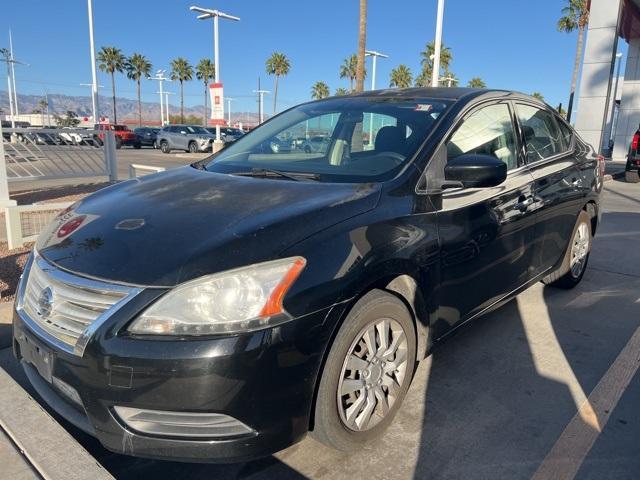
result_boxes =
[557,119,574,150]
[447,103,518,170]
[516,104,564,162]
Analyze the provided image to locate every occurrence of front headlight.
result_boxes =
[128,257,306,336]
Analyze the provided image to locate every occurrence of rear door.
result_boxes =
[514,103,584,272]
[433,101,539,338]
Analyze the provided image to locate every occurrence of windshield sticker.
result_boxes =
[415,104,433,112]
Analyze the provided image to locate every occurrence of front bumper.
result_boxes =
[12,299,344,463]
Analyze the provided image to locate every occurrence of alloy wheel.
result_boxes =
[570,222,590,278]
[337,318,409,432]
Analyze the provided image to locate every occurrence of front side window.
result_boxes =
[447,103,518,170]
[204,97,452,182]
[516,104,564,162]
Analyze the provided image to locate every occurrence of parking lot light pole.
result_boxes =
[189,6,240,144]
[148,70,170,125]
[162,91,175,125]
[87,0,99,125]
[365,50,388,91]
[226,97,234,125]
[80,82,103,122]
[431,0,445,88]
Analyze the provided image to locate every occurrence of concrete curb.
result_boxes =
[0,366,114,480]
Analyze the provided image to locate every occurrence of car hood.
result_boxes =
[37,167,381,286]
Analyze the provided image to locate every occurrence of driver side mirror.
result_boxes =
[444,154,507,189]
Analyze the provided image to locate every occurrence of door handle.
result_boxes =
[516,196,534,211]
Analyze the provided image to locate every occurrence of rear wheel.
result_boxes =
[188,141,198,153]
[312,289,416,451]
[115,137,123,149]
[160,141,171,154]
[134,142,141,149]
[626,169,640,183]
[153,140,158,149]
[543,210,591,289]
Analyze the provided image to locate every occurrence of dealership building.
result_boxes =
[575,0,640,159]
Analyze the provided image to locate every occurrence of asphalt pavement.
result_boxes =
[0,174,639,480]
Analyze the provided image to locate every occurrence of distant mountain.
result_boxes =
[0,90,261,125]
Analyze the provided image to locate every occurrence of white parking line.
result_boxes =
[531,325,640,480]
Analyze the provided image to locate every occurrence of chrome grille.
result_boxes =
[17,253,141,356]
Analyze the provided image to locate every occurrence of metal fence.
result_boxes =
[0,126,117,184]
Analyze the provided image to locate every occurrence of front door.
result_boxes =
[430,102,539,339]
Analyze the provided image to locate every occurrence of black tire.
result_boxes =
[311,289,416,451]
[543,210,591,289]
[304,146,311,153]
[160,141,171,154]
[153,140,158,149]
[188,141,198,153]
[625,169,640,183]
[115,137,123,149]
[134,142,142,149]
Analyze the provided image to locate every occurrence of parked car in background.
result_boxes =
[301,135,331,153]
[14,88,602,463]
[156,125,215,153]
[94,124,141,149]
[269,136,293,153]
[134,127,161,148]
[204,127,245,143]
[626,123,640,183]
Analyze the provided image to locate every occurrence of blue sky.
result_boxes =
[0,0,615,115]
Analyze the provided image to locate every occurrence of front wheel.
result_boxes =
[188,141,199,153]
[543,210,592,289]
[160,141,171,154]
[311,289,416,451]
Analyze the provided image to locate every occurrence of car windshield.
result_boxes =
[204,96,452,182]
[113,125,128,131]
[186,126,208,134]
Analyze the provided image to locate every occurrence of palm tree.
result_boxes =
[467,77,486,88]
[265,52,291,114]
[442,70,459,87]
[170,57,194,123]
[97,46,125,123]
[558,0,589,121]
[196,59,216,126]
[389,65,413,88]
[334,87,349,96]
[311,81,330,100]
[340,55,358,92]
[532,92,545,101]
[125,53,152,127]
[355,0,367,92]
[419,41,453,86]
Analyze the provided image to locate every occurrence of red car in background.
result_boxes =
[94,124,141,149]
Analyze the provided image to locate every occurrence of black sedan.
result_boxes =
[13,88,602,463]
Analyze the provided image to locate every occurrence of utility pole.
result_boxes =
[148,70,170,125]
[87,0,99,124]
[365,50,388,147]
[431,0,445,87]
[190,6,240,145]
[160,91,175,125]
[9,31,18,116]
[1,40,28,129]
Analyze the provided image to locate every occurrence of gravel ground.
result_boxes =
[0,242,32,303]
[0,182,111,303]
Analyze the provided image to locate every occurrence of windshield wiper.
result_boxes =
[232,168,320,182]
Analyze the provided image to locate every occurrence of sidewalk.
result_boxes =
[0,302,113,480]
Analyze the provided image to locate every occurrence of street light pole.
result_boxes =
[431,0,445,87]
[159,91,175,125]
[9,31,18,116]
[148,70,170,125]
[365,50,388,91]
[190,6,240,145]
[80,82,103,122]
[87,0,99,124]
[606,52,623,151]
[226,97,234,125]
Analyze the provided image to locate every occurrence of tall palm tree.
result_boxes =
[532,92,545,101]
[311,81,330,100]
[467,77,486,88]
[340,55,359,92]
[334,87,349,96]
[389,65,413,88]
[355,0,367,92]
[442,70,459,87]
[419,41,453,87]
[125,53,152,127]
[558,0,589,122]
[196,59,216,126]
[97,46,125,123]
[265,52,291,114]
[170,58,193,123]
